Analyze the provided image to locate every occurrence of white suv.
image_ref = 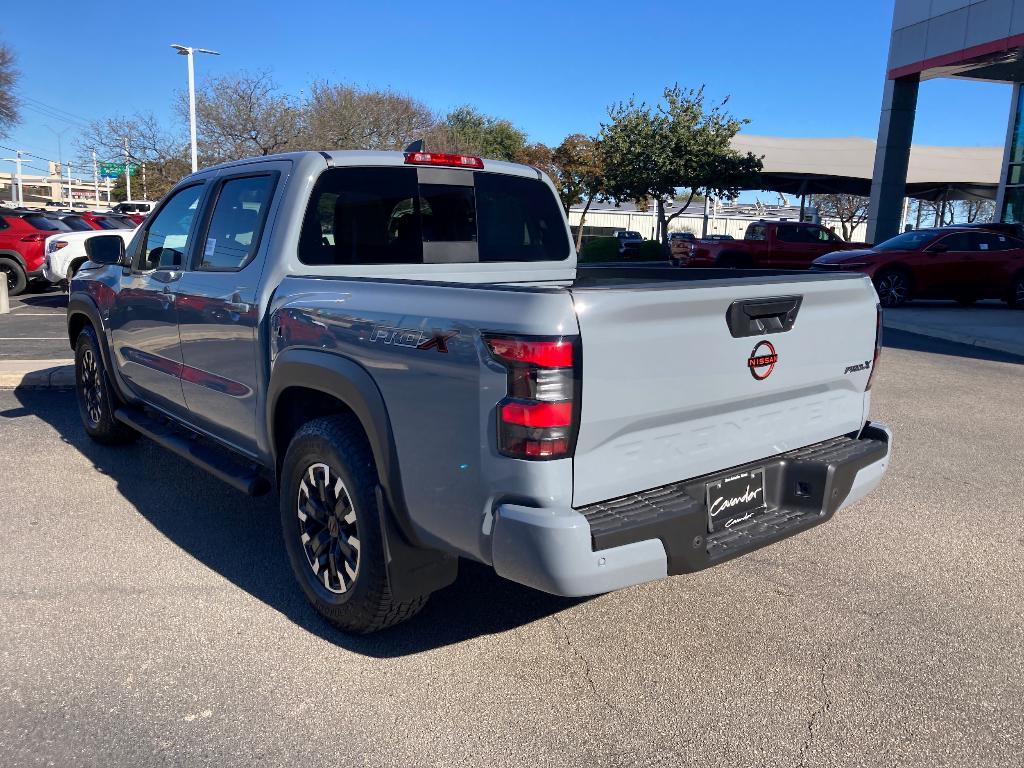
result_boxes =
[43,228,137,286]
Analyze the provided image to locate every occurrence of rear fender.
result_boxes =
[267,348,458,598]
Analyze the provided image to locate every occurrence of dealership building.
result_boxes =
[870,0,1024,241]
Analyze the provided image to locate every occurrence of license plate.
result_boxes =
[706,469,767,532]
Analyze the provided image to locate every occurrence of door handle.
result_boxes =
[152,269,183,284]
[224,292,252,314]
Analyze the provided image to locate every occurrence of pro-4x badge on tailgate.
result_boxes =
[747,340,778,380]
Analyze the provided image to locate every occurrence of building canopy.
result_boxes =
[731,135,1002,201]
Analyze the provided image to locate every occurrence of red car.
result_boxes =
[0,209,73,295]
[78,212,137,231]
[812,227,1024,308]
[683,220,868,268]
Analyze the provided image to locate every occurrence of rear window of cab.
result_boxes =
[298,167,570,266]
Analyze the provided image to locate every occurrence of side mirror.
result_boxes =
[85,234,126,266]
[926,242,948,254]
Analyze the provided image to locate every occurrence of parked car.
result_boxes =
[112,200,157,224]
[0,208,73,295]
[812,227,1024,308]
[685,221,869,269]
[79,211,136,230]
[67,149,891,633]
[43,226,137,287]
[668,231,696,263]
[613,229,644,255]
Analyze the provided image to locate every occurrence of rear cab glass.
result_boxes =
[298,166,570,266]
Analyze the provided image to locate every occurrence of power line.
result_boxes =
[21,97,94,127]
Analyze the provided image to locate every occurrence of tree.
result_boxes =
[813,194,870,241]
[428,106,527,161]
[600,85,762,243]
[302,82,436,151]
[189,71,301,163]
[77,113,190,201]
[0,42,19,136]
[550,134,605,249]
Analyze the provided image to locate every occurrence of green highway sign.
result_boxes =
[98,162,138,179]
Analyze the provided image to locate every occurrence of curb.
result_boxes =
[883,319,1024,359]
[0,361,75,389]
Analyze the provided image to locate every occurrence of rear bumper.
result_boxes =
[491,423,892,597]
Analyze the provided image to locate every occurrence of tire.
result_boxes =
[1010,273,1024,309]
[717,252,749,269]
[74,325,137,445]
[0,257,27,297]
[874,268,911,308]
[280,415,428,634]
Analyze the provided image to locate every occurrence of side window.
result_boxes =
[299,167,421,266]
[198,175,276,271]
[818,227,840,242]
[976,232,1021,251]
[935,232,973,252]
[746,224,767,241]
[775,225,800,243]
[0,217,8,230]
[135,185,205,271]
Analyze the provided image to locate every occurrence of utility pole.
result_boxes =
[16,151,23,204]
[2,153,23,204]
[92,151,100,206]
[142,162,148,199]
[44,124,70,205]
[171,44,220,173]
[66,162,73,206]
[123,137,132,201]
[105,176,111,204]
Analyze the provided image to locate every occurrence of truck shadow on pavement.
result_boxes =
[5,390,585,657]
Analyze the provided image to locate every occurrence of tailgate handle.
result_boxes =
[725,295,802,337]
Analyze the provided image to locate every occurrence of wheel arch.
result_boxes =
[0,249,28,270]
[267,349,414,544]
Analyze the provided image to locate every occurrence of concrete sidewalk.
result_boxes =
[0,359,74,389]
[883,301,1024,358]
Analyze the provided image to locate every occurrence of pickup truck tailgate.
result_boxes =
[569,273,877,507]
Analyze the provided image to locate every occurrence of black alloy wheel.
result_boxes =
[78,345,104,429]
[0,258,26,296]
[875,269,910,308]
[296,462,360,594]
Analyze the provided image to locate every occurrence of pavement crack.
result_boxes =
[550,614,624,716]
[795,643,834,768]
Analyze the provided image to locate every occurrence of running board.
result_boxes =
[113,407,271,496]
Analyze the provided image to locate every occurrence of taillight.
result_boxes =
[866,304,882,390]
[20,233,46,243]
[404,152,484,169]
[485,334,579,460]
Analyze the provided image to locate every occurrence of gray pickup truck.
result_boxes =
[68,149,892,633]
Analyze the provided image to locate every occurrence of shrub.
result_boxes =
[578,237,621,263]
[637,240,669,261]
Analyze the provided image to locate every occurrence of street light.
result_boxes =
[170,43,220,173]
[43,124,71,204]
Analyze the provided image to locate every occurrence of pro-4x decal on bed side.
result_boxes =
[370,325,459,353]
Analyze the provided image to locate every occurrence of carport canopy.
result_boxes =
[730,135,1001,201]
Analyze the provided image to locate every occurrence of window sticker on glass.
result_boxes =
[980,243,989,250]
[205,238,217,258]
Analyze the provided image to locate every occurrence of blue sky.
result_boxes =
[0,0,1014,171]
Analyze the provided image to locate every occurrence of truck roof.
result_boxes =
[202,149,545,181]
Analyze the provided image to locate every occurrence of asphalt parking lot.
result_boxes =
[0,288,69,360]
[0,331,1022,767]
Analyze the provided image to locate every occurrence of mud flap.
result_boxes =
[375,486,458,602]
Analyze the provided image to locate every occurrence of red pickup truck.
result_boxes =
[681,221,869,269]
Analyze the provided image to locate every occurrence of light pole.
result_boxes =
[170,43,220,173]
[43,124,71,205]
